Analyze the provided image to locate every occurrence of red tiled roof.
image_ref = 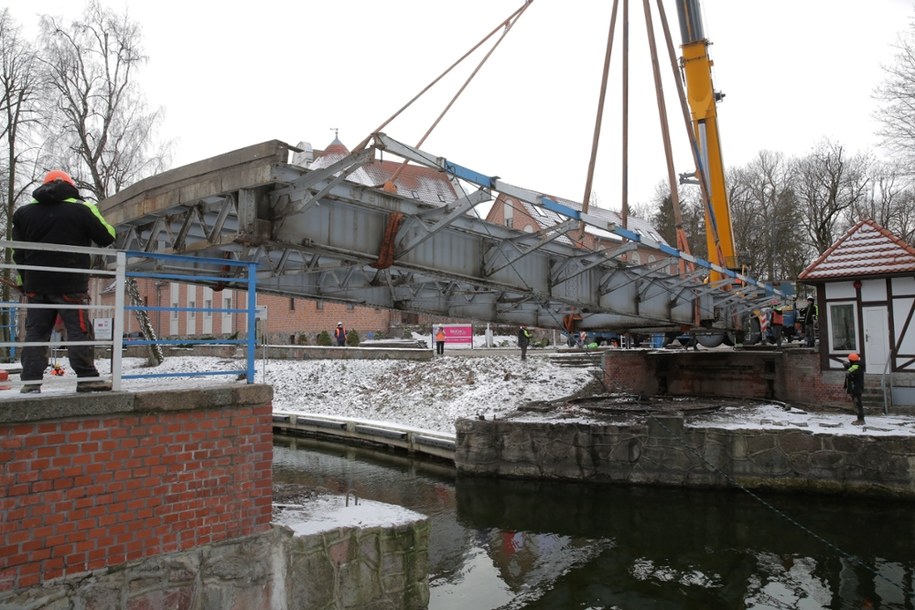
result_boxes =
[310,139,458,204]
[798,219,915,280]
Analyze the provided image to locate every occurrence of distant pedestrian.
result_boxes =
[334,322,347,346]
[577,330,587,349]
[435,327,446,355]
[801,296,818,347]
[518,325,532,361]
[844,352,865,425]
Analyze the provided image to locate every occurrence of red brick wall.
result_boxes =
[96,278,395,342]
[602,350,850,408]
[0,391,273,592]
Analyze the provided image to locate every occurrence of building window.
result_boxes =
[347,303,355,311]
[205,299,212,318]
[171,302,179,320]
[189,301,196,320]
[504,200,514,228]
[289,297,295,311]
[316,301,324,311]
[828,302,857,352]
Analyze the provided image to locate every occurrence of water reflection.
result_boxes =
[274,436,915,609]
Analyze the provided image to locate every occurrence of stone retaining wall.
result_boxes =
[454,416,915,498]
[0,518,429,610]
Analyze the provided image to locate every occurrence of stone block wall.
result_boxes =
[0,518,431,610]
[279,520,430,609]
[454,416,915,498]
[0,385,274,593]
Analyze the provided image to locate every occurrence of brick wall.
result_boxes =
[96,278,395,342]
[603,349,851,409]
[0,385,274,592]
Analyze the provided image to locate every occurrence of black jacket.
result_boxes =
[844,361,864,396]
[12,181,116,293]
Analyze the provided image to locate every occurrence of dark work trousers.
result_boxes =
[20,292,100,381]
[851,392,865,421]
[436,341,444,355]
[805,322,816,347]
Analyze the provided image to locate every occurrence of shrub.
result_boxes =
[346,329,361,347]
[316,330,332,346]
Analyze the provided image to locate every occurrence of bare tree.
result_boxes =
[850,160,915,242]
[0,10,45,235]
[875,23,915,174]
[726,151,807,282]
[37,0,168,201]
[792,140,871,255]
[0,9,46,360]
[37,0,168,365]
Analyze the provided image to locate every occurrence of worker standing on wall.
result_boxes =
[801,296,818,347]
[13,170,117,393]
[844,353,865,425]
[770,307,785,348]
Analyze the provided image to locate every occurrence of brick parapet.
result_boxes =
[0,384,274,592]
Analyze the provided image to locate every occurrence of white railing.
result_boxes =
[0,240,259,393]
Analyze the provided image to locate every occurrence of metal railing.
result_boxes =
[0,240,259,392]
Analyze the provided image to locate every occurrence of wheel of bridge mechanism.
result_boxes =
[695,331,727,348]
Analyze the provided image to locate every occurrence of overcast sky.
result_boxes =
[10,0,915,210]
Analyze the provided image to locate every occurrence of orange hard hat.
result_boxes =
[848,353,860,362]
[43,170,75,186]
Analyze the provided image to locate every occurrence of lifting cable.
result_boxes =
[352,0,533,157]
[579,0,621,245]
[352,1,533,270]
[382,0,534,192]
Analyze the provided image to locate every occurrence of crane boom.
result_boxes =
[675,0,739,277]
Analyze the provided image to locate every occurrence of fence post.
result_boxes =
[111,251,127,391]
[246,261,257,384]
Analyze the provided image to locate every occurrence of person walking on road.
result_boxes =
[12,170,117,393]
[518,325,532,361]
[435,327,446,355]
[844,352,865,425]
[334,322,347,346]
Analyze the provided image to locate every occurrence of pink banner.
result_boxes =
[441,324,473,344]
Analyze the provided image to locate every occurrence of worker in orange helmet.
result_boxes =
[843,352,865,425]
[12,169,117,393]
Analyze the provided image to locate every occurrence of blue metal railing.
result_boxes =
[0,241,259,391]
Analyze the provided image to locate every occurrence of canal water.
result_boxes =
[274,436,915,609]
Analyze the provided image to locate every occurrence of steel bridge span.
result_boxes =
[100,134,782,340]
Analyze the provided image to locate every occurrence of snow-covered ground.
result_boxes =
[5,335,914,437]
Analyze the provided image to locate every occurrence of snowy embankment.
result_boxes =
[117,353,599,435]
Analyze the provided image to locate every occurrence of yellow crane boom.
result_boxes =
[676,0,739,277]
